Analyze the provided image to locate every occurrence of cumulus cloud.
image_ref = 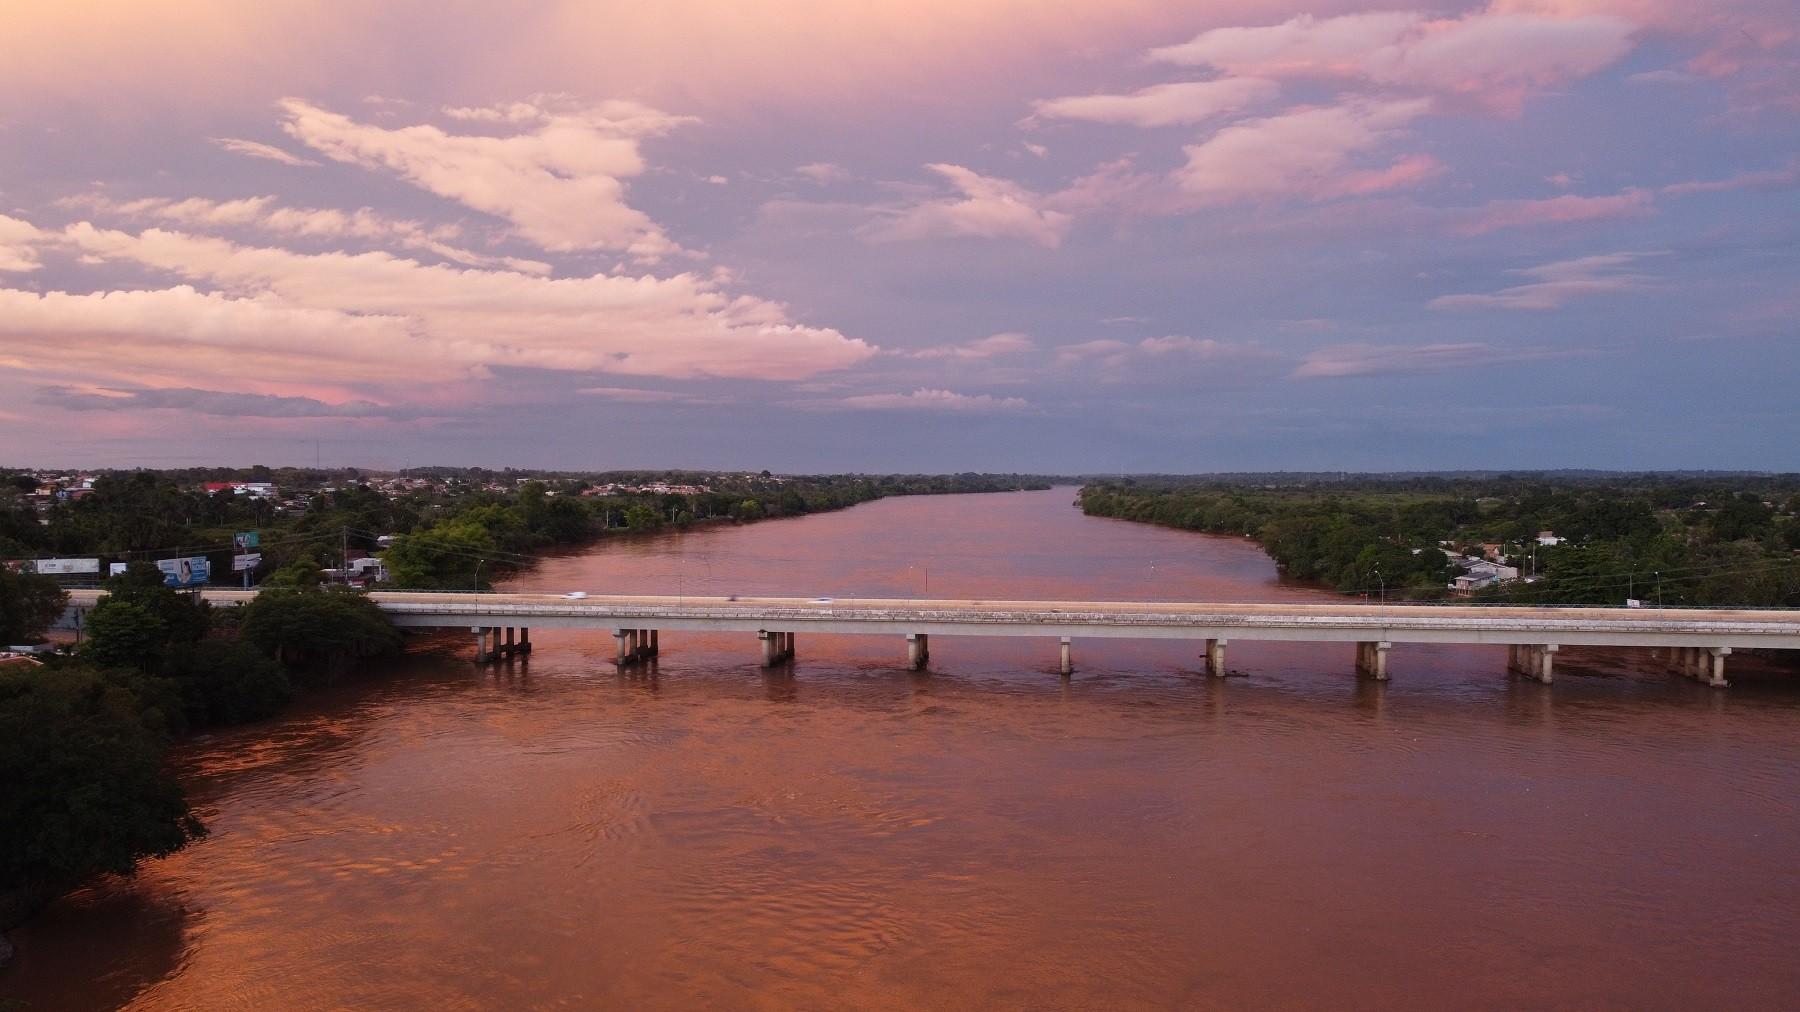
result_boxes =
[909,332,1035,359]
[0,215,46,272]
[865,164,1072,247]
[823,388,1032,413]
[58,194,552,274]
[1031,77,1280,127]
[795,162,851,185]
[1430,251,1665,311]
[280,97,690,260]
[1175,97,1435,204]
[1292,341,1580,377]
[0,285,436,390]
[1151,8,1637,114]
[0,221,876,410]
[209,137,320,167]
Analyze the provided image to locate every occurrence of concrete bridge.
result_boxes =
[60,590,1800,688]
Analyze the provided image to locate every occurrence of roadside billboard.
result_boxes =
[157,557,211,588]
[110,563,129,577]
[232,553,262,572]
[234,531,260,550]
[30,558,101,575]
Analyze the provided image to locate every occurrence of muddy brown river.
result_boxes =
[5,488,1798,1010]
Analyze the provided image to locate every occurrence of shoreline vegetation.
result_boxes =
[0,469,1050,959]
[1078,473,1800,607]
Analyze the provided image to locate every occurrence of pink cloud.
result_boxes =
[1174,97,1434,204]
[1451,188,1655,234]
[910,332,1036,359]
[795,162,851,185]
[11,220,877,395]
[280,97,690,260]
[1660,159,1800,195]
[1293,341,1581,377]
[1430,251,1664,311]
[819,388,1032,413]
[866,164,1072,247]
[1152,8,1637,114]
[208,137,319,167]
[58,193,552,274]
[0,215,46,272]
[1031,77,1281,128]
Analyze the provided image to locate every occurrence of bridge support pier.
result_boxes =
[648,629,659,657]
[1355,640,1391,680]
[1510,643,1557,684]
[519,627,531,654]
[1675,645,1729,687]
[1059,637,1072,677]
[760,630,793,667]
[473,626,490,663]
[906,633,930,671]
[1203,638,1227,677]
[617,628,655,665]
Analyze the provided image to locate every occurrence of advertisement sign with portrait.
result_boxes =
[157,556,211,588]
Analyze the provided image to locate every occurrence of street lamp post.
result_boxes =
[1374,567,1384,604]
[473,558,485,592]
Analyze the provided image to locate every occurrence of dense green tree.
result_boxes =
[82,563,210,671]
[0,666,204,895]
[163,640,294,726]
[240,586,401,677]
[82,600,170,671]
[0,567,67,644]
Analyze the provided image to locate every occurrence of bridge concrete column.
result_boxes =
[906,633,929,671]
[1699,646,1730,688]
[615,629,632,664]
[648,629,659,657]
[1059,637,1072,677]
[780,631,793,661]
[519,627,531,654]
[1517,643,1557,685]
[1355,640,1391,680]
[1203,638,1227,677]
[473,626,490,663]
[504,627,516,655]
[760,630,778,667]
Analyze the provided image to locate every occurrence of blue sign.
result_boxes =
[158,556,211,588]
[234,531,260,549]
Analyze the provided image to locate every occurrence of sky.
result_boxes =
[1,0,1797,473]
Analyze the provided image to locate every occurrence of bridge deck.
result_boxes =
[60,590,1800,649]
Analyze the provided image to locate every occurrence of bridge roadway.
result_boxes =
[60,589,1800,687]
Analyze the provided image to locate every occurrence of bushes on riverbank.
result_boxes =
[1079,476,1800,606]
[0,562,402,933]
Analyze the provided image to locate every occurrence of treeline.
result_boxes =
[2,468,1053,589]
[382,472,1050,589]
[1079,475,1800,606]
[0,562,401,936]
[0,469,1051,590]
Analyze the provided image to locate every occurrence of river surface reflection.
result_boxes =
[5,489,1798,1009]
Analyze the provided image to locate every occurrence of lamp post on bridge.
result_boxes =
[473,558,485,592]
